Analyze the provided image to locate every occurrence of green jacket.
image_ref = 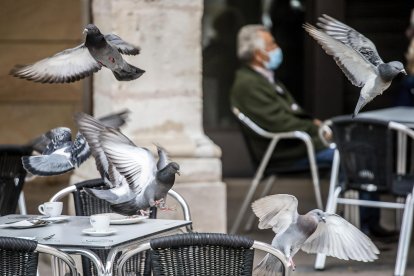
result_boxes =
[230,65,325,167]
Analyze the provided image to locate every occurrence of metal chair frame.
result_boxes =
[230,107,323,234]
[314,120,414,276]
[36,243,78,275]
[116,233,291,276]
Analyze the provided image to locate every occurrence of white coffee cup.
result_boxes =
[90,214,110,232]
[38,202,63,217]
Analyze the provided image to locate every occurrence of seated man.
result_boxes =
[230,24,396,239]
[230,24,331,169]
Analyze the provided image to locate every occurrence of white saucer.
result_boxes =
[82,228,117,236]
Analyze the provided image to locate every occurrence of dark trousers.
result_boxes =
[359,191,381,232]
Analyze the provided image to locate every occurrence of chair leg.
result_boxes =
[230,138,278,234]
[394,192,414,276]
[395,197,404,231]
[308,148,323,210]
[304,139,323,210]
[230,172,264,234]
[18,192,27,215]
[244,175,276,232]
[315,186,342,270]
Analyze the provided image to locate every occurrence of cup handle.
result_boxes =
[38,205,45,215]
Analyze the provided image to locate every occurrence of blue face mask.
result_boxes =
[264,48,283,70]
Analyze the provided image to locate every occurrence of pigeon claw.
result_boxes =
[139,209,151,216]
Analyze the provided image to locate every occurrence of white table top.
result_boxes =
[0,215,191,249]
[358,107,414,126]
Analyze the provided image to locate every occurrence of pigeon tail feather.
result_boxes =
[353,95,367,118]
[254,253,283,276]
[113,63,145,81]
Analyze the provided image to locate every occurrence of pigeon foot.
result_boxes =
[139,209,151,216]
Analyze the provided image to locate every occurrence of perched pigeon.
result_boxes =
[252,194,379,275]
[304,14,406,117]
[10,24,145,83]
[22,110,130,176]
[75,112,180,216]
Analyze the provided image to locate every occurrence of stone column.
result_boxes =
[70,0,226,233]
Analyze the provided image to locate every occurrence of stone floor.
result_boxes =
[29,174,414,275]
[227,177,414,276]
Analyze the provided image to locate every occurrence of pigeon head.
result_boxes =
[378,61,407,82]
[309,209,326,223]
[169,162,181,176]
[83,24,102,35]
[156,162,180,185]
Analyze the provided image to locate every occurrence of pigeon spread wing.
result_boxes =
[75,113,117,183]
[43,127,72,154]
[10,45,102,83]
[301,214,379,262]
[97,109,130,129]
[317,14,383,67]
[304,23,377,88]
[99,129,157,196]
[251,194,299,235]
[104,34,140,55]
[71,132,91,166]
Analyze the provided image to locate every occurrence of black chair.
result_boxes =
[50,178,192,276]
[116,232,290,276]
[230,107,324,234]
[0,236,77,276]
[0,145,33,216]
[314,116,414,275]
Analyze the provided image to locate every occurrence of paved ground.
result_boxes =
[226,177,414,276]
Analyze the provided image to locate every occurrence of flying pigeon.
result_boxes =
[10,24,145,83]
[304,14,406,117]
[75,112,180,216]
[252,194,379,275]
[22,110,130,176]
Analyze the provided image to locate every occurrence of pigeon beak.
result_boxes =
[176,170,181,176]
[83,28,88,34]
[321,216,326,223]
[401,69,407,75]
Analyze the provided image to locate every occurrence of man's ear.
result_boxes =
[253,48,265,64]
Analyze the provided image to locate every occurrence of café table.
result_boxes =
[0,214,192,276]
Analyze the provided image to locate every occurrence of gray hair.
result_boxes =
[237,25,267,62]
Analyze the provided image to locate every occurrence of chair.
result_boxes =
[314,116,414,276]
[0,145,33,216]
[230,107,323,234]
[116,232,290,276]
[0,236,77,276]
[50,178,193,276]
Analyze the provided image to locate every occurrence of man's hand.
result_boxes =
[313,119,322,127]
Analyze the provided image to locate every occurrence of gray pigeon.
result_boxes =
[22,110,130,176]
[304,14,406,117]
[10,24,144,83]
[252,194,379,275]
[75,112,180,216]
[22,128,90,176]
